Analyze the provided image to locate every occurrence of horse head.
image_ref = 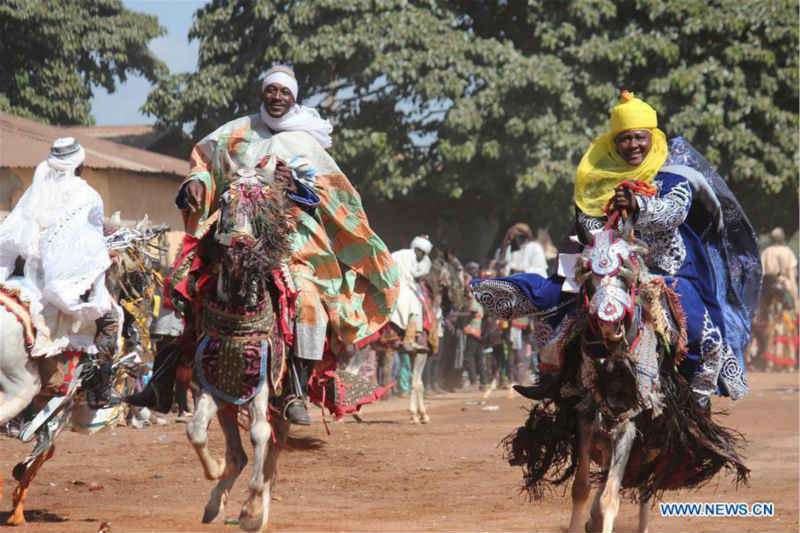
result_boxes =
[576,228,648,358]
[573,229,649,419]
[213,163,291,307]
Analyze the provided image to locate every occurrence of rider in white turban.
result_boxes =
[258,65,333,149]
[0,137,114,359]
[389,235,433,348]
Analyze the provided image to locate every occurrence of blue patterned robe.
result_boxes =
[577,169,748,400]
[471,139,759,401]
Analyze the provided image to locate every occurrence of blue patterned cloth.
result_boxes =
[472,139,758,401]
[664,137,762,387]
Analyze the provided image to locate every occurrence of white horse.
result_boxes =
[0,310,39,429]
[0,219,164,524]
[0,305,129,525]
[183,166,292,531]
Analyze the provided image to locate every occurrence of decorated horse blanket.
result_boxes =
[0,286,36,352]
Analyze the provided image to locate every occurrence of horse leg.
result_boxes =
[592,420,636,533]
[408,353,420,423]
[380,349,394,400]
[6,444,55,525]
[187,390,225,481]
[568,417,593,533]
[264,417,289,500]
[414,351,429,424]
[638,491,651,533]
[239,387,271,532]
[201,406,248,524]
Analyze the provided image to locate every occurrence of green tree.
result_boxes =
[0,0,166,125]
[144,0,798,259]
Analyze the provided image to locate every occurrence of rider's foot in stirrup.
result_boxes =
[124,379,173,413]
[513,374,559,401]
[82,360,120,409]
[284,397,311,425]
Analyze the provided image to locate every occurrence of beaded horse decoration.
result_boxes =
[195,167,291,405]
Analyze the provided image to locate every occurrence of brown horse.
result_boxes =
[501,229,748,532]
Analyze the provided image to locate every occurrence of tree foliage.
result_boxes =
[144,0,798,257]
[0,0,166,125]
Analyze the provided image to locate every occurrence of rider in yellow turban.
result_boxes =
[573,91,668,217]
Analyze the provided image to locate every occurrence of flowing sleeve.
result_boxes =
[0,186,35,281]
[177,129,223,235]
[634,173,692,233]
[576,210,606,240]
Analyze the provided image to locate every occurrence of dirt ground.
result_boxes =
[0,371,797,533]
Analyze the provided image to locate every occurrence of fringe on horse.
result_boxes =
[501,398,580,501]
[621,350,750,500]
[640,277,689,363]
[503,334,748,502]
[501,339,583,500]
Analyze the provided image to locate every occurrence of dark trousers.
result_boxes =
[463,335,488,386]
[488,343,509,384]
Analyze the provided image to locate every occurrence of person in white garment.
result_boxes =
[0,137,117,406]
[390,235,433,352]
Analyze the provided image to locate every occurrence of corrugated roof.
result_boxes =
[0,112,187,176]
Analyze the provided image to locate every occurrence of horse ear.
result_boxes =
[223,150,240,176]
[262,154,277,180]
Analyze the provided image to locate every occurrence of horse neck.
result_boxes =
[213,266,270,309]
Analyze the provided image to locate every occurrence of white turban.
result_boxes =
[411,235,433,254]
[261,66,299,100]
[47,137,85,172]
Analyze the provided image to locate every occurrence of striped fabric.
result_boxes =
[0,286,35,351]
[178,115,398,355]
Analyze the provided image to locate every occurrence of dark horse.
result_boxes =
[497,229,748,532]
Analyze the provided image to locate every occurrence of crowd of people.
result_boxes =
[338,224,553,404]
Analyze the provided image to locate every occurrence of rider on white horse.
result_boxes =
[391,235,434,352]
[0,137,118,407]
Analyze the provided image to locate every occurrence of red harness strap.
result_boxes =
[603,180,659,229]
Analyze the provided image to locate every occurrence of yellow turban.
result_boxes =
[574,91,668,217]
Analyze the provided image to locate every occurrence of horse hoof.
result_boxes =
[409,414,420,424]
[12,462,26,482]
[420,414,430,424]
[202,505,221,524]
[238,514,265,532]
[6,511,25,526]
[239,499,265,532]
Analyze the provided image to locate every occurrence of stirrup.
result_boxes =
[282,396,311,426]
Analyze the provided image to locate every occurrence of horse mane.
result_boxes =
[246,184,292,271]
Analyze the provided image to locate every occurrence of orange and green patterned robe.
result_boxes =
[177,114,399,358]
